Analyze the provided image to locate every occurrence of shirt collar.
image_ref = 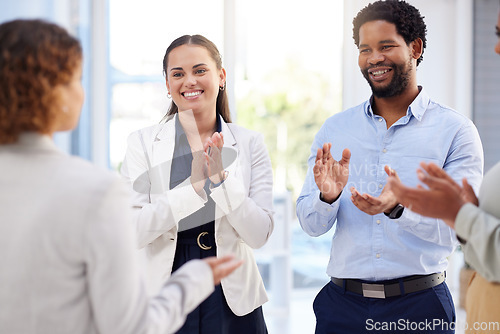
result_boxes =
[16,132,60,151]
[216,113,222,132]
[407,86,429,121]
[174,114,185,146]
[364,86,429,122]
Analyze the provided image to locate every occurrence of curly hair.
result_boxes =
[0,19,82,144]
[352,0,427,66]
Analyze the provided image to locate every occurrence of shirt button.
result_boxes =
[217,237,223,244]
[376,220,381,225]
[382,148,387,153]
[378,184,383,189]
[376,253,381,258]
[378,118,383,122]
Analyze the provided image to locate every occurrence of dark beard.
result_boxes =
[361,59,412,98]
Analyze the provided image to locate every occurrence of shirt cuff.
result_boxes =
[392,207,420,227]
[455,203,476,242]
[210,172,245,215]
[313,191,340,217]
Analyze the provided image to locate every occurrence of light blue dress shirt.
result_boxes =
[296,87,484,281]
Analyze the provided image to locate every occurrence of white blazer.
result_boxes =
[121,114,274,316]
[0,133,216,334]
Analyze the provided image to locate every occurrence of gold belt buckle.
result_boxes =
[197,232,212,250]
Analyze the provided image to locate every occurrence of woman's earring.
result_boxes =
[219,83,225,91]
[167,92,171,99]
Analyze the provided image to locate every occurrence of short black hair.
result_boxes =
[352,0,427,66]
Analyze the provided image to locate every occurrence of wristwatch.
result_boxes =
[384,203,404,219]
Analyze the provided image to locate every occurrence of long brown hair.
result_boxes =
[162,35,231,123]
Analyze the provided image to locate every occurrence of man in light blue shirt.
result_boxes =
[296,1,483,333]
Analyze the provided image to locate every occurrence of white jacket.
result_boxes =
[0,133,215,334]
[120,115,274,316]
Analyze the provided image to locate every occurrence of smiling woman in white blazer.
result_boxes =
[120,35,274,334]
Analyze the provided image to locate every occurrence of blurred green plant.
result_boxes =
[236,59,342,199]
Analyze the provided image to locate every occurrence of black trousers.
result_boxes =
[172,233,268,334]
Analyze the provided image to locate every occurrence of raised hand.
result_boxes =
[203,255,243,285]
[205,132,226,184]
[461,178,479,206]
[191,149,208,194]
[386,162,477,228]
[313,143,350,203]
[179,109,209,194]
[350,165,399,215]
[420,162,478,206]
